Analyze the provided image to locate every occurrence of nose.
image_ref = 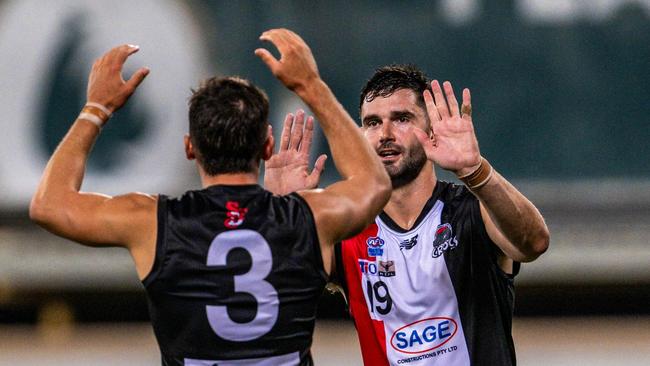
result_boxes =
[379,120,394,143]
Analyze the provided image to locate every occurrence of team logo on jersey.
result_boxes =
[399,234,419,251]
[390,317,458,354]
[432,223,458,258]
[359,259,396,277]
[366,236,385,257]
[224,201,248,229]
[378,260,396,277]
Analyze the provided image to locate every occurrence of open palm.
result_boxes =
[414,80,481,177]
[264,110,327,195]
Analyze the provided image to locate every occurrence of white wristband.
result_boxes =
[85,102,112,118]
[78,112,104,128]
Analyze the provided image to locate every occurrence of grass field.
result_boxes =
[1,317,649,365]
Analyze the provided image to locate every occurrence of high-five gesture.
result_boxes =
[414,80,481,177]
[255,29,320,93]
[264,110,327,195]
[87,44,150,114]
[256,28,390,248]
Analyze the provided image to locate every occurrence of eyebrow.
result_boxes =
[361,114,381,126]
[361,109,418,126]
[391,110,416,120]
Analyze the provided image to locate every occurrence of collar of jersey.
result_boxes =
[203,184,263,193]
[377,181,447,234]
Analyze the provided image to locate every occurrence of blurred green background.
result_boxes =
[0,0,648,330]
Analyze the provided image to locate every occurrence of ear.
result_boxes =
[261,124,274,161]
[184,134,196,160]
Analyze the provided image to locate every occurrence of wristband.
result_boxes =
[457,157,493,190]
[85,102,112,118]
[77,103,111,128]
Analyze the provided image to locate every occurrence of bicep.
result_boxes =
[44,192,157,248]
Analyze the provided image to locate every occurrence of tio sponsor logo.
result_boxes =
[359,259,395,277]
[359,259,378,275]
[390,317,458,354]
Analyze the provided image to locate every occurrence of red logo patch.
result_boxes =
[224,201,248,229]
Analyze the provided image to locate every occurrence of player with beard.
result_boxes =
[266,65,549,365]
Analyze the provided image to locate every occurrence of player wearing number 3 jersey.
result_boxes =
[30,29,390,365]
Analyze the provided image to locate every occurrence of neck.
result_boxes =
[383,162,437,230]
[199,166,260,188]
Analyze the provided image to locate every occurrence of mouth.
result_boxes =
[377,148,402,163]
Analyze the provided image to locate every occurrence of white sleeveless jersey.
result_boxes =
[337,182,518,366]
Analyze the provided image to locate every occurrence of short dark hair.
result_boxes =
[359,64,431,112]
[188,77,269,175]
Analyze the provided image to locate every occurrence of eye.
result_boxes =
[398,115,409,123]
[365,119,380,127]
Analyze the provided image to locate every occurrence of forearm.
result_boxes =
[471,170,550,261]
[31,119,101,219]
[296,80,386,185]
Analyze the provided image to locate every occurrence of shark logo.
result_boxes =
[432,223,458,258]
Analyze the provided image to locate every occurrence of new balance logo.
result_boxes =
[399,234,419,251]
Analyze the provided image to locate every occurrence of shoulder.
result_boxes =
[115,192,158,207]
[436,181,473,203]
[435,181,478,214]
[101,192,158,220]
[118,193,159,228]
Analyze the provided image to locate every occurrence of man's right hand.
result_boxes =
[255,29,320,94]
[86,44,150,114]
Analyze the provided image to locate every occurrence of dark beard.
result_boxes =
[385,143,427,189]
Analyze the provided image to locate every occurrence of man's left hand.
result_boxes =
[414,80,481,177]
[264,110,327,195]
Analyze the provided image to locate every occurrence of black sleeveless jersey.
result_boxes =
[142,184,327,366]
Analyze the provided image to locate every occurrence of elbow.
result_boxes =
[520,226,550,262]
[29,195,58,227]
[29,196,48,225]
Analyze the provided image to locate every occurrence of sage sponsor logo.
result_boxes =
[390,317,458,354]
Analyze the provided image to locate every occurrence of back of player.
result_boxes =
[30,30,391,366]
[144,184,326,365]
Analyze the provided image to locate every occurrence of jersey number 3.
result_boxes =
[206,229,279,342]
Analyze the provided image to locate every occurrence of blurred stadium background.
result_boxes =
[1,0,649,364]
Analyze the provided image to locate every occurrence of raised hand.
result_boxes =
[86,44,150,114]
[255,28,320,93]
[264,110,327,195]
[413,80,481,177]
